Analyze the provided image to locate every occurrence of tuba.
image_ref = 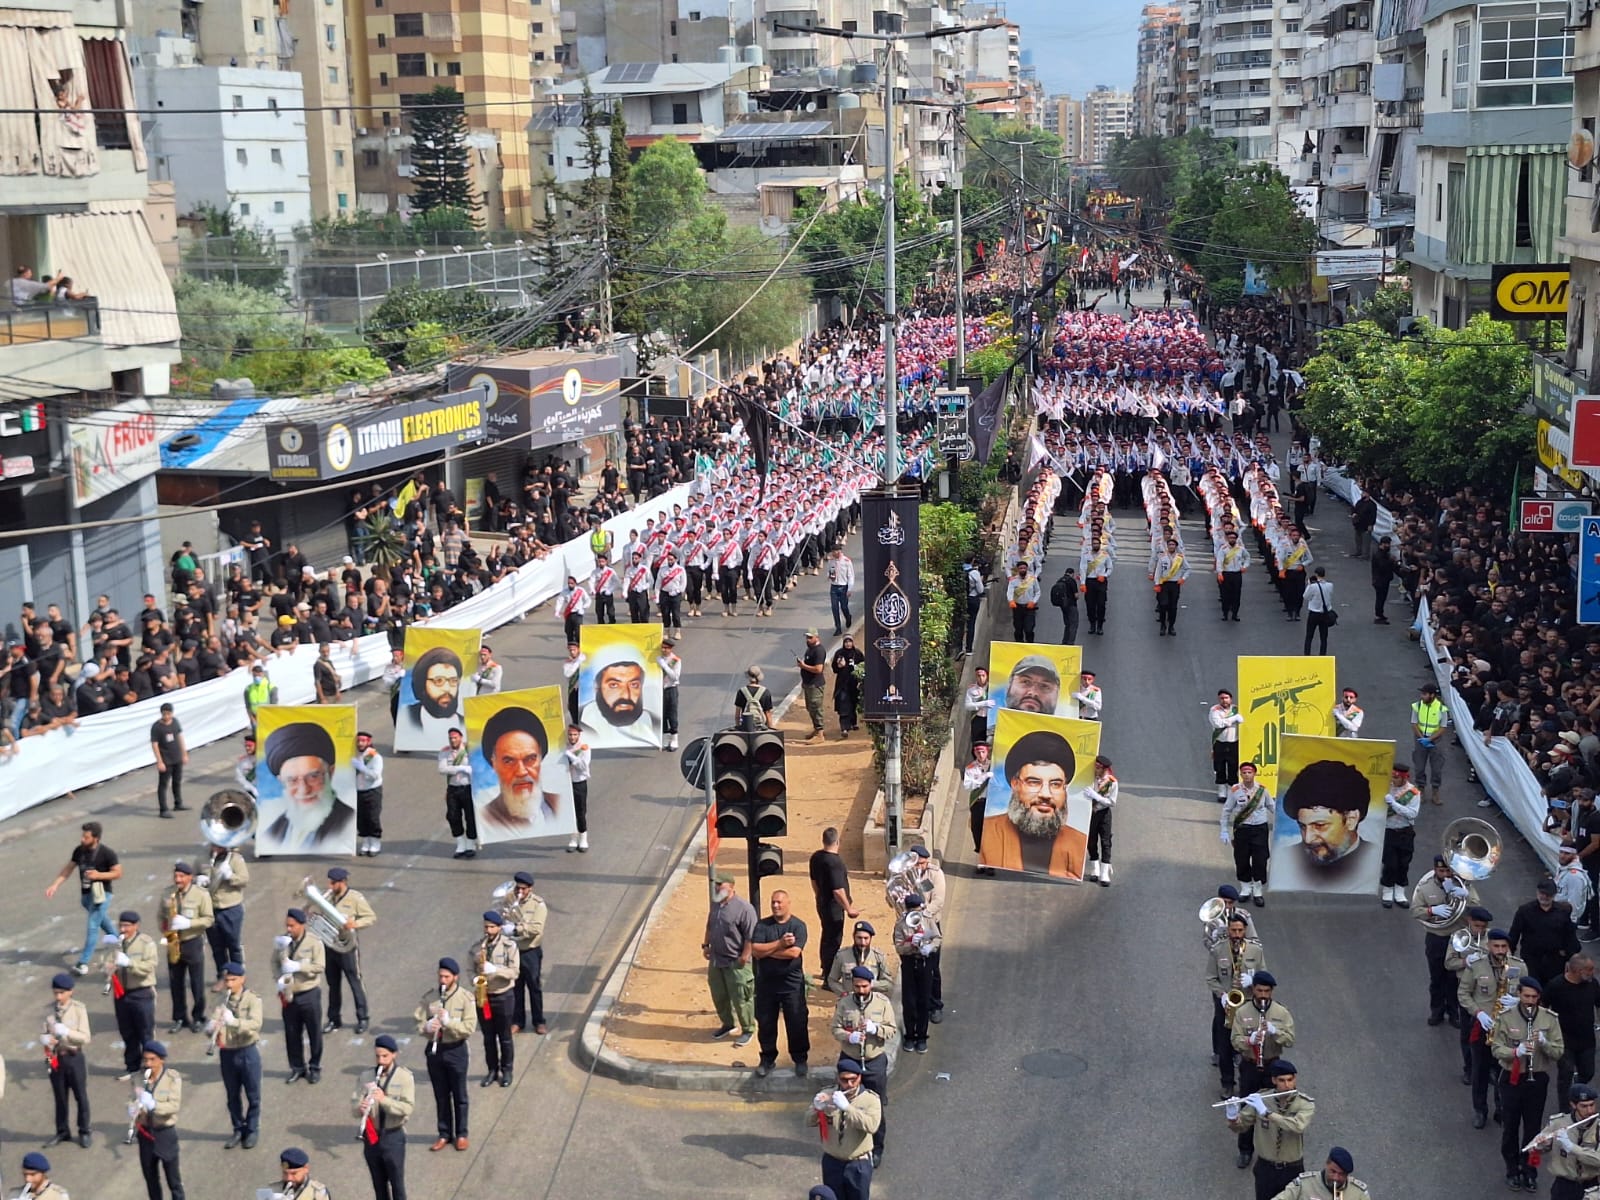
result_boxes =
[491,880,520,920]
[1420,818,1502,931]
[301,878,357,953]
[1450,925,1484,955]
[884,851,920,914]
[1198,897,1231,949]
[200,789,257,848]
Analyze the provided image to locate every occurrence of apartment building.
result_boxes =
[1302,0,1376,243]
[0,2,180,619]
[347,0,535,229]
[1194,0,1310,166]
[1404,0,1570,326]
[1082,85,1134,163]
[565,0,735,77]
[1135,4,1184,135]
[1172,0,1202,133]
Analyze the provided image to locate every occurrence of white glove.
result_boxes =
[1466,952,1483,965]
[1239,971,1254,989]
[1443,879,1467,897]
[277,974,292,994]
[1500,994,1519,1011]
[194,874,210,889]
[1428,904,1451,919]
[1221,830,1231,845]
[52,1022,69,1038]
[500,924,516,938]
[1477,1010,1494,1032]
[115,952,130,967]
[169,914,191,931]
[425,1017,441,1035]
[282,958,301,973]
[1559,1130,1576,1153]
[920,944,934,957]
[1224,1101,1241,1120]
[1246,1094,1268,1116]
[217,862,233,882]
[223,1008,239,1026]
[1264,1021,1278,1035]
[831,1090,851,1111]
[848,1030,863,1045]
[139,1091,156,1112]
[812,1091,831,1112]
[1517,1042,1530,1058]
[100,933,122,946]
[863,1020,878,1035]
[127,1102,140,1121]
[274,934,292,948]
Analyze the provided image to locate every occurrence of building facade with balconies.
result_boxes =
[1194,0,1313,166]
[1544,0,1600,400]
[1303,0,1377,246]
[1403,0,1571,326]
[1135,4,1184,134]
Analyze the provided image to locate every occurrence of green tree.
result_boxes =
[363,279,507,365]
[631,136,708,238]
[1170,162,1314,292]
[961,113,1064,200]
[1353,281,1415,334]
[409,87,478,216]
[181,204,285,294]
[793,174,938,309]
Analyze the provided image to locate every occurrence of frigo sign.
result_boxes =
[1489,263,1570,321]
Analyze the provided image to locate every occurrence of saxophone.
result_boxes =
[162,890,181,965]
[473,941,490,1008]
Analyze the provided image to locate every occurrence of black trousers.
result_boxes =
[207,905,244,980]
[169,936,205,1023]
[1212,997,1233,1082]
[563,613,582,645]
[817,913,844,984]
[752,568,772,610]
[663,687,679,737]
[1085,579,1108,628]
[116,986,156,1072]
[595,593,615,624]
[755,982,810,1065]
[1235,1060,1267,1155]
[1380,827,1416,888]
[1058,603,1079,644]
[1157,581,1181,630]
[365,1126,407,1200]
[1471,1032,1500,1116]
[572,779,588,834]
[969,798,985,854]
[326,945,368,1025]
[659,593,682,630]
[1232,824,1269,884]
[445,785,477,840]
[718,565,739,606]
[426,1041,469,1139]
[900,953,933,1041]
[929,947,943,1013]
[282,989,323,1071]
[1501,1072,1550,1177]
[1302,611,1332,655]
[482,990,514,1076]
[1220,571,1243,617]
[1553,1179,1591,1200]
[220,1043,262,1136]
[50,1051,89,1136]
[821,1154,872,1200]
[1425,932,1454,1018]
[1213,741,1239,787]
[156,762,184,813]
[138,1126,183,1200]
[627,590,650,622]
[1283,569,1307,616]
[1373,578,1391,617]
[861,1052,888,1155]
[687,566,704,607]
[1254,1157,1302,1200]
[357,787,383,839]
[512,944,544,1029]
[1559,1045,1597,1106]
[1087,807,1113,864]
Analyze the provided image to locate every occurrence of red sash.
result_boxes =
[595,568,615,593]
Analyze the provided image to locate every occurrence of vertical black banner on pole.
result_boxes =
[861,488,921,720]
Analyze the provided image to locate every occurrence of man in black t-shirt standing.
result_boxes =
[799,630,828,744]
[149,704,188,818]
[808,826,858,988]
[4,638,38,740]
[44,821,122,975]
[751,890,810,1077]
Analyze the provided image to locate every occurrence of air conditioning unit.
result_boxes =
[357,126,369,135]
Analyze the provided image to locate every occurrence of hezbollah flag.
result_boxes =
[392,478,419,518]
[1235,656,1336,795]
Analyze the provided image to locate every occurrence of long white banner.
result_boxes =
[0,486,694,823]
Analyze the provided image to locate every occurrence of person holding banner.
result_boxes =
[657,550,687,641]
[259,721,355,855]
[982,729,1088,879]
[1083,755,1118,887]
[476,706,564,837]
[1221,762,1273,908]
[1210,691,1244,802]
[438,729,478,860]
[1379,764,1422,908]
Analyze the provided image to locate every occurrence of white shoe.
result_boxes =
[1099,864,1112,887]
[567,837,579,852]
[668,735,679,750]
[453,835,471,858]
[369,839,381,856]
[1084,860,1100,882]
[1241,881,1254,899]
[578,832,590,852]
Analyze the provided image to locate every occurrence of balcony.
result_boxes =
[1326,29,1375,69]
[0,299,99,347]
[1279,31,1305,48]
[1210,62,1274,83]
[1372,96,1422,127]
[1211,89,1275,108]
[1323,153,1369,186]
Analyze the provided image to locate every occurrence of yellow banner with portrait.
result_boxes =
[1236,655,1335,794]
[986,640,1085,730]
[254,704,358,858]
[578,623,664,750]
[394,626,484,753]
[465,686,576,845]
[980,709,1102,881]
[1269,733,1396,895]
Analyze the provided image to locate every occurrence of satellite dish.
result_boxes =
[1572,127,1596,170]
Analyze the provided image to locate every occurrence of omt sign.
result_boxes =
[1489,263,1570,320]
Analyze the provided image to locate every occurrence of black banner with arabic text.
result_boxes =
[861,489,921,720]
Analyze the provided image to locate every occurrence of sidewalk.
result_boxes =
[579,672,924,1090]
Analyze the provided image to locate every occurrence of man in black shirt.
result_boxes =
[138,594,164,628]
[1544,953,1600,1103]
[1510,879,1582,985]
[31,621,65,689]
[149,704,188,817]
[799,630,828,744]
[751,890,810,1077]
[1576,790,1600,939]
[4,639,38,739]
[174,642,201,689]
[102,611,134,670]
[44,822,121,975]
[75,666,106,716]
[196,637,227,682]
[808,827,858,987]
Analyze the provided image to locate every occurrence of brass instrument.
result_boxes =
[491,880,520,921]
[1223,988,1246,1025]
[162,891,181,966]
[1198,897,1232,949]
[125,1066,151,1144]
[200,789,257,848]
[300,877,357,954]
[354,1072,380,1141]
[884,851,920,913]
[1419,818,1503,931]
[204,1001,227,1057]
[473,942,489,1007]
[1450,926,1484,955]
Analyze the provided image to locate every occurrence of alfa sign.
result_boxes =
[69,397,160,505]
[1489,263,1570,320]
[1520,497,1593,533]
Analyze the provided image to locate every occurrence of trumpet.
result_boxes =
[1522,1111,1600,1152]
[1222,987,1246,1025]
[473,974,489,1008]
[125,1067,151,1144]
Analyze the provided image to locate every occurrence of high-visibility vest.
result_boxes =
[1412,700,1446,736]
[245,679,273,709]
[590,529,610,556]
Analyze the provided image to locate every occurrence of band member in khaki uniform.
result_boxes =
[273,907,326,1084]
[1461,926,1524,1129]
[1444,904,1493,1096]
[825,921,893,997]
[322,867,376,1034]
[415,957,477,1150]
[1527,1082,1600,1199]
[200,842,248,989]
[1270,1147,1370,1200]
[1226,1059,1314,1200]
[163,862,214,1033]
[357,1034,415,1200]
[16,1151,68,1200]
[1493,974,1566,1192]
[207,961,264,1149]
[1230,971,1296,1167]
[131,1040,183,1200]
[474,910,520,1087]
[503,871,549,1035]
[109,910,160,1078]
[276,1147,332,1200]
[44,972,92,1147]
[909,846,947,1022]
[1411,853,1479,1024]
[1210,914,1267,1092]
[831,966,897,1167]
[810,1056,881,1200]
[892,894,940,1053]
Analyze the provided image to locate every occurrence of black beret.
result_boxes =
[481,706,549,764]
[1003,729,1077,789]
[264,722,336,774]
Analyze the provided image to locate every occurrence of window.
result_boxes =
[253,17,265,33]
[397,52,426,76]
[338,192,349,208]
[268,97,279,113]
[382,110,391,125]
[332,108,342,125]
[364,149,380,167]
[273,200,285,213]
[565,155,574,166]
[546,153,554,165]
[534,20,545,33]
[379,71,389,85]
[668,19,675,34]
[1453,22,1470,108]
[672,101,689,123]
[394,12,424,36]
[233,94,244,109]
[1284,19,1300,30]
[1514,156,1533,245]
[535,49,547,60]
[236,148,248,164]
[271,148,283,164]
[447,61,461,75]
[688,10,701,19]
[1441,48,1448,97]
[842,18,858,31]
[377,32,387,47]
[1436,180,1443,220]
[239,202,251,215]
[1478,2,1574,107]
[328,66,339,83]
[334,149,346,166]
[325,24,336,47]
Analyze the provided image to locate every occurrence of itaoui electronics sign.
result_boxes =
[265,387,487,482]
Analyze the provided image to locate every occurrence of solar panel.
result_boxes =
[720,120,832,140]
[604,62,659,84]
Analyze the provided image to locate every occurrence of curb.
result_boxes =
[576,622,903,1092]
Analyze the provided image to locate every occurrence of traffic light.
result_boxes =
[748,729,787,838]
[712,729,754,839]
[754,843,783,879]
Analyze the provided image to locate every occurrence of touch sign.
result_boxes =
[1521,498,1593,533]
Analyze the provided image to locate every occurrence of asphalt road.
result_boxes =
[0,538,861,1200]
